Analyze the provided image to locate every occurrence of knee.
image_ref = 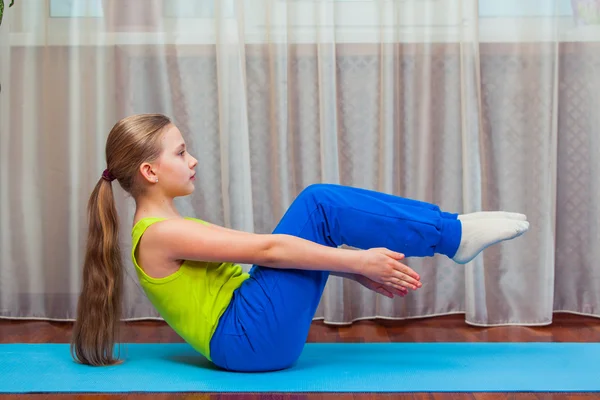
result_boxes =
[297,183,330,203]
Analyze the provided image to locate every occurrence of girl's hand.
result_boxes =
[355,274,409,298]
[357,248,422,292]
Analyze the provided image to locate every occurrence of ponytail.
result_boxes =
[70,113,172,365]
[71,177,123,366]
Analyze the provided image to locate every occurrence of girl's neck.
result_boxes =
[134,195,181,221]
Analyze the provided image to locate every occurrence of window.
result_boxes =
[479,0,572,17]
[49,0,103,18]
[9,0,597,45]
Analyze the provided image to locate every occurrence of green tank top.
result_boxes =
[131,217,250,361]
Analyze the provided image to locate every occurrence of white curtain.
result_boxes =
[1,0,599,326]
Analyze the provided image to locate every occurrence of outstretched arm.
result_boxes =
[205,222,409,297]
[144,218,421,292]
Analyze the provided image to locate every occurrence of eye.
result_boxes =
[179,150,186,156]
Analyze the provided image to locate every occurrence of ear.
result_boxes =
[139,162,158,183]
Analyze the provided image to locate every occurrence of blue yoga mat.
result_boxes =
[1,343,599,393]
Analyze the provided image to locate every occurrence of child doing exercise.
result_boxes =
[71,114,529,372]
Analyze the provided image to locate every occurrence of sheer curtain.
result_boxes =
[1,0,599,326]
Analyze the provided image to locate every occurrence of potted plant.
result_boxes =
[0,0,15,27]
[0,0,14,94]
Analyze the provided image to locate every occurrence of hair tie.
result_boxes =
[102,169,116,182]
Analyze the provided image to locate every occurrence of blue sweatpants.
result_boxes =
[209,183,461,372]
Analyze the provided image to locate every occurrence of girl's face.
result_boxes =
[145,124,198,198]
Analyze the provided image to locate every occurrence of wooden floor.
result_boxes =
[1,313,599,400]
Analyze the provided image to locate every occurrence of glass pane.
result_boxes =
[49,0,104,17]
[479,0,572,17]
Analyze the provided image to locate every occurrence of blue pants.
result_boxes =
[209,183,461,372]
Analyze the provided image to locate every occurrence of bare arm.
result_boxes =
[146,218,421,290]
[205,223,369,281]
[148,218,362,275]
[204,222,416,293]
[203,223,369,283]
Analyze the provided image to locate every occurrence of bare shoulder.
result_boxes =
[139,218,207,253]
[135,219,200,279]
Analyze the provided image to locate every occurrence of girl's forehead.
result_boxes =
[161,125,184,144]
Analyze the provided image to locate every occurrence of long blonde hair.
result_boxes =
[70,114,172,366]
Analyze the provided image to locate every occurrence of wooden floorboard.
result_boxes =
[1,313,599,400]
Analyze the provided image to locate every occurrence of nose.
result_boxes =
[189,156,198,168]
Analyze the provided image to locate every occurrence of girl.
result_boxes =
[71,114,529,372]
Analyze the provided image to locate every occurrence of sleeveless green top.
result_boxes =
[131,217,250,361]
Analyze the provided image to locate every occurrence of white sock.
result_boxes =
[452,219,529,264]
[458,211,527,221]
